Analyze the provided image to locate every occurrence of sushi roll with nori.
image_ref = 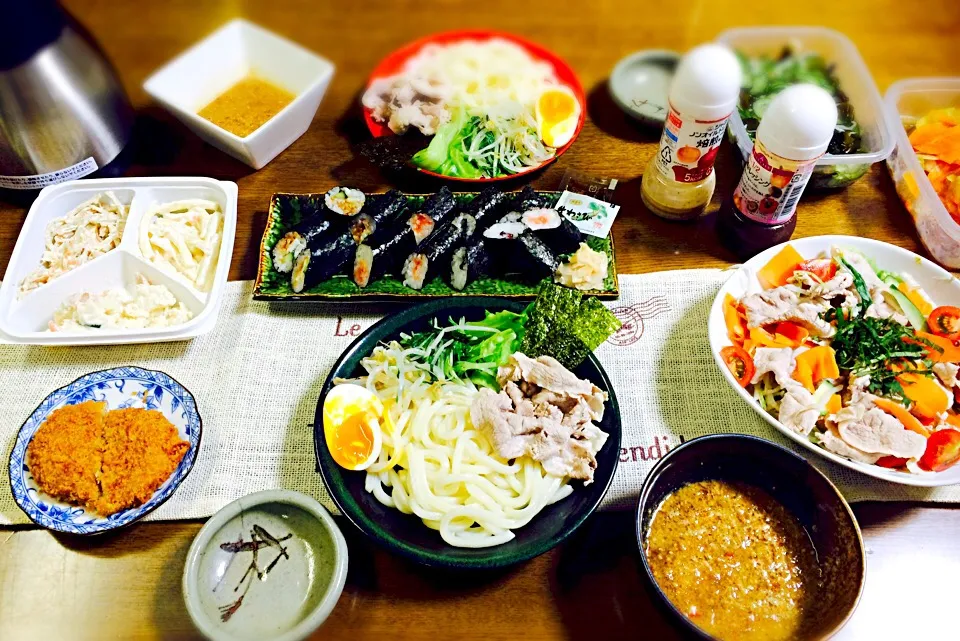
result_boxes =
[498,211,523,225]
[353,218,420,288]
[401,219,469,290]
[483,221,526,240]
[349,189,407,244]
[325,187,366,216]
[465,186,511,229]
[515,231,560,281]
[409,187,458,244]
[522,208,583,254]
[291,234,355,293]
[512,186,549,212]
[450,212,477,239]
[450,236,493,290]
[272,215,346,273]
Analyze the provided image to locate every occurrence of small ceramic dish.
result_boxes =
[9,367,202,534]
[708,235,960,486]
[143,19,335,169]
[183,490,348,641]
[315,297,621,569]
[636,434,864,641]
[608,49,680,126]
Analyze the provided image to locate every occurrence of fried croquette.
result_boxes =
[26,401,107,507]
[26,402,189,516]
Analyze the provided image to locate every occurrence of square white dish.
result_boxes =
[708,235,960,487]
[0,177,237,346]
[143,19,335,169]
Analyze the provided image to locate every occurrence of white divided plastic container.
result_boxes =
[0,177,237,345]
[717,27,894,190]
[885,78,960,269]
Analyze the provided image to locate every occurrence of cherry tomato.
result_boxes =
[795,258,837,282]
[927,306,960,341]
[919,429,960,472]
[875,455,909,469]
[720,345,755,388]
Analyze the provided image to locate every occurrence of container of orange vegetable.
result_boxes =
[885,78,960,268]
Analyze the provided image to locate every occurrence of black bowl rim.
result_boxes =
[314,296,621,569]
[634,433,866,641]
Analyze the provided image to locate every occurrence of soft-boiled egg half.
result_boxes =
[535,86,581,149]
[322,384,383,471]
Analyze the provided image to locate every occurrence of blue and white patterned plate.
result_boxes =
[8,367,202,534]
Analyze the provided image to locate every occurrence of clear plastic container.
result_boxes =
[717,27,894,190]
[885,78,960,269]
[0,177,238,345]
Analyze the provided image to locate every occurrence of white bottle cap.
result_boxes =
[668,44,742,122]
[756,84,839,161]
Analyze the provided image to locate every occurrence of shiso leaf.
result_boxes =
[520,282,622,369]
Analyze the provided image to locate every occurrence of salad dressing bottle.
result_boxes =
[641,44,742,220]
[717,84,838,259]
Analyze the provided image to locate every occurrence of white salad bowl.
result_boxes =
[143,19,335,169]
[708,235,960,487]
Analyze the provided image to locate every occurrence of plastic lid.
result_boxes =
[756,84,839,161]
[668,44,741,120]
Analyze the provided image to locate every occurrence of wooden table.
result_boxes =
[2,1,960,639]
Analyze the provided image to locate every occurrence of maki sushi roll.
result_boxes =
[272,215,347,273]
[402,219,470,290]
[512,186,549,212]
[465,186,511,229]
[349,189,407,244]
[325,187,366,216]
[522,208,583,254]
[409,187,458,244]
[353,217,419,288]
[514,231,560,281]
[450,236,493,291]
[291,234,355,293]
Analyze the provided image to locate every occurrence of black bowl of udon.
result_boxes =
[315,297,621,569]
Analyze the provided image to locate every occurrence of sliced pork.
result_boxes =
[471,353,609,483]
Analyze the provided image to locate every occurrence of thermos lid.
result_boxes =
[0,0,65,71]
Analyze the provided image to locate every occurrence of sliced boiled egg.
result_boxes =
[322,384,383,471]
[535,86,581,149]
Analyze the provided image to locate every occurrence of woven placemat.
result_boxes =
[2,270,957,525]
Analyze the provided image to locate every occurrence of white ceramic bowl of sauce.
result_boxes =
[143,19,335,169]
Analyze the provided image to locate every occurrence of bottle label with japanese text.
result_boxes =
[0,157,98,190]
[653,104,729,184]
[732,141,821,225]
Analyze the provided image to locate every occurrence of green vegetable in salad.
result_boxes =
[736,48,862,156]
[401,310,526,389]
[411,107,483,179]
[412,103,555,179]
[398,283,622,389]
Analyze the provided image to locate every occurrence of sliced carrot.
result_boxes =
[946,413,960,429]
[750,326,784,348]
[910,121,953,152]
[913,331,960,363]
[793,346,839,393]
[757,245,804,290]
[723,294,747,346]
[874,397,932,438]
[897,372,951,420]
[896,283,934,317]
[772,322,809,347]
[826,394,843,415]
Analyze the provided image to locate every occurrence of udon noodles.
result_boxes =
[349,342,572,548]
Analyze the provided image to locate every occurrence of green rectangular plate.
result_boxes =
[253,191,619,301]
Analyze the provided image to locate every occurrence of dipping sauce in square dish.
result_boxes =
[197,76,295,138]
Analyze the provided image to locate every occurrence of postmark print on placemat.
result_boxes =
[607,296,671,346]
